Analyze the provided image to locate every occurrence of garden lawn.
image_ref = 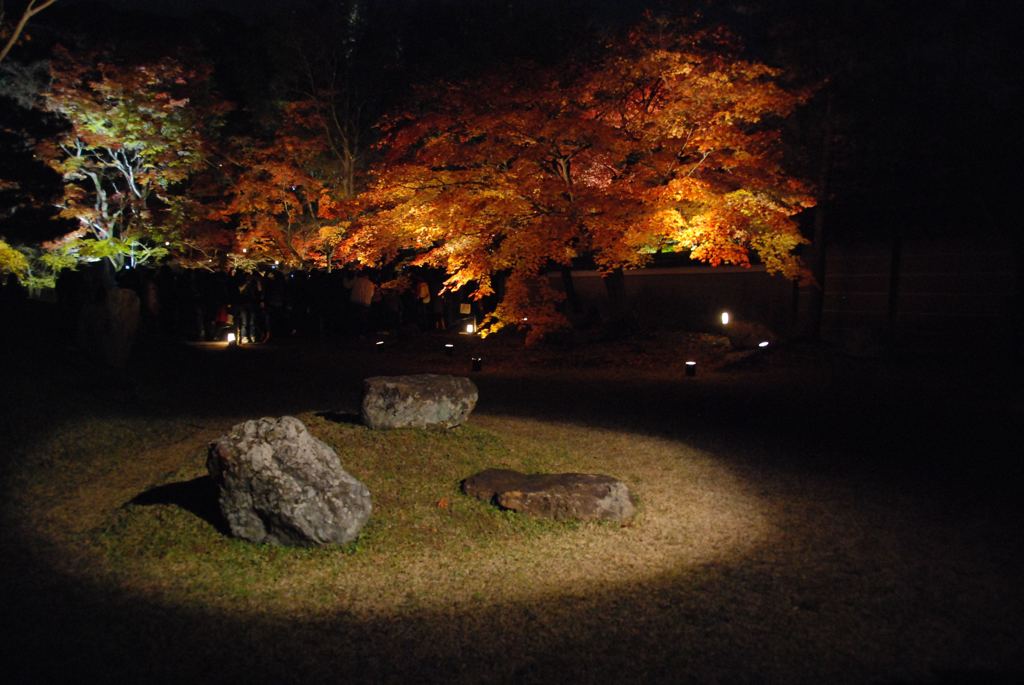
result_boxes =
[1,330,1021,683]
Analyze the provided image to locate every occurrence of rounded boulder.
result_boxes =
[207,416,371,546]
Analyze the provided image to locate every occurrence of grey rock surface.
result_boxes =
[362,374,478,429]
[462,468,636,522]
[207,416,371,546]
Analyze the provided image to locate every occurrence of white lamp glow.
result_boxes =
[721,311,730,325]
[758,341,769,348]
[227,332,236,344]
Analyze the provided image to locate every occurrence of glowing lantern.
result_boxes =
[685,360,697,377]
[720,311,730,325]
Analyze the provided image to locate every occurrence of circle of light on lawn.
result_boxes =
[18,414,776,619]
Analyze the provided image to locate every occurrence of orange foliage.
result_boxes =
[344,16,815,341]
[214,100,358,269]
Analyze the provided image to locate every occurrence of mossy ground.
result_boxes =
[2,325,1022,683]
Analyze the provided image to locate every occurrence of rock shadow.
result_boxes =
[131,476,228,534]
[315,410,363,425]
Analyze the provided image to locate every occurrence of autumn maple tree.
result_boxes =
[218,2,392,271]
[36,46,228,270]
[346,15,814,342]
[0,236,28,278]
[215,99,353,269]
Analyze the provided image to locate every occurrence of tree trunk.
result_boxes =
[803,91,834,340]
[560,266,581,316]
[603,268,631,334]
[886,227,903,354]
[1014,230,1024,361]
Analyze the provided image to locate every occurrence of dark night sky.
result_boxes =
[63,0,312,16]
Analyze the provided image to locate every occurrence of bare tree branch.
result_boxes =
[0,0,58,64]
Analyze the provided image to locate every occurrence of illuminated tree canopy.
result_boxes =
[213,100,333,269]
[5,9,816,343]
[343,16,814,341]
[36,46,228,270]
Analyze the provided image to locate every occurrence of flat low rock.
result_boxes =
[207,416,371,546]
[361,374,478,430]
[462,468,636,523]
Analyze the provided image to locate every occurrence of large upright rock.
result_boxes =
[77,286,140,369]
[207,416,371,546]
[462,468,636,523]
[361,374,478,430]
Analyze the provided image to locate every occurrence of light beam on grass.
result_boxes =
[13,412,776,621]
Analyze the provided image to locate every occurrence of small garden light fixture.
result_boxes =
[685,360,697,377]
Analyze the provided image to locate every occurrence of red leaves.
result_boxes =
[340,22,814,340]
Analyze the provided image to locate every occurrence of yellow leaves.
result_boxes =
[318,223,349,244]
[0,240,29,280]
